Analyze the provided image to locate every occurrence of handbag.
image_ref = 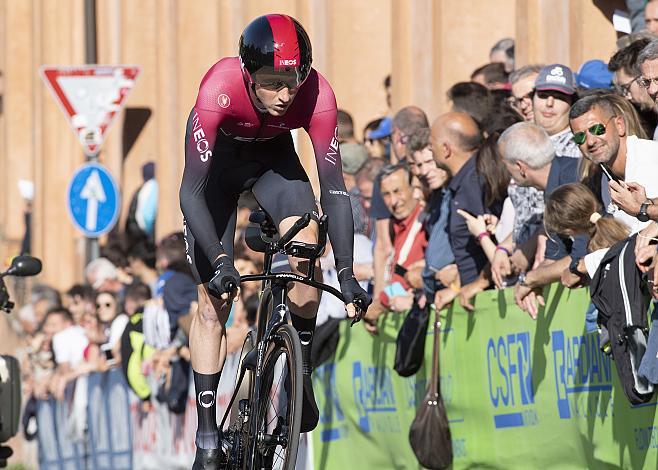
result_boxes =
[394,299,430,377]
[409,307,453,469]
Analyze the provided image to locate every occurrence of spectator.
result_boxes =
[350,157,385,238]
[371,107,429,299]
[407,128,454,298]
[95,290,128,358]
[85,257,125,295]
[125,161,158,246]
[639,39,658,109]
[365,164,427,327]
[42,307,89,399]
[569,93,658,235]
[490,37,514,73]
[533,64,581,158]
[447,82,492,127]
[646,0,658,35]
[608,37,657,138]
[156,232,198,335]
[508,64,543,122]
[63,284,95,325]
[575,60,614,90]
[545,183,630,254]
[26,284,61,333]
[431,112,502,292]
[340,141,368,191]
[127,240,159,296]
[471,63,510,90]
[337,109,358,144]
[363,117,390,160]
[497,122,585,318]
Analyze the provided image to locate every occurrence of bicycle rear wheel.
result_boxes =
[251,324,302,470]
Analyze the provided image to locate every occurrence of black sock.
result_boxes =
[291,314,317,375]
[193,370,221,449]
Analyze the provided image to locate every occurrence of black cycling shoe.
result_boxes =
[300,375,319,433]
[192,447,224,470]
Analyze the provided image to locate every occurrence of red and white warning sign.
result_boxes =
[40,65,140,156]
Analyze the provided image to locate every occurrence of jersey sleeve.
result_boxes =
[179,104,226,264]
[305,99,355,276]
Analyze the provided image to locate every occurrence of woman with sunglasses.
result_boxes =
[95,291,128,364]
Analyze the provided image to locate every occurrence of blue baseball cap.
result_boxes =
[367,117,392,140]
[576,60,613,89]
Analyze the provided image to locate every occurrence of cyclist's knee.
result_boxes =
[195,286,230,327]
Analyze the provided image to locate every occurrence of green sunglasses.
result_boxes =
[572,116,615,145]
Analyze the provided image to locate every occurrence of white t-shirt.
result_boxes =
[613,136,658,233]
[52,325,89,367]
[100,313,129,352]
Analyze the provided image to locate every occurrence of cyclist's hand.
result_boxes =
[339,277,372,318]
[208,257,241,301]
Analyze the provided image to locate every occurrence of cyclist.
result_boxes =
[180,14,372,469]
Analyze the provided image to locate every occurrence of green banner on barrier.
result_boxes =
[312,285,658,469]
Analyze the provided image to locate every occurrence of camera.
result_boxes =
[0,255,42,467]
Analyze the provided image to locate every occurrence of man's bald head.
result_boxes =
[432,112,482,153]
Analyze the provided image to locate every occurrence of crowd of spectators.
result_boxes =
[5,2,658,463]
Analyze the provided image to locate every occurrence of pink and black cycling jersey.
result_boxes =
[180,57,354,273]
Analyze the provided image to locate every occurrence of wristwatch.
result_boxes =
[517,272,527,287]
[569,257,581,276]
[637,202,651,223]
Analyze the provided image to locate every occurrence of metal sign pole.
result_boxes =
[84,0,98,268]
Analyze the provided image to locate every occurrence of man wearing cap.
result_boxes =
[533,64,581,158]
[576,60,614,90]
[366,117,392,159]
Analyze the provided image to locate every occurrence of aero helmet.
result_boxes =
[239,14,313,90]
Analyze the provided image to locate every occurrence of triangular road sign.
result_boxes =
[40,65,140,156]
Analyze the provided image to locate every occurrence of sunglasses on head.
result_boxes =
[572,116,615,145]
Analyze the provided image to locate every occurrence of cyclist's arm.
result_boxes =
[306,108,355,278]
[179,106,227,264]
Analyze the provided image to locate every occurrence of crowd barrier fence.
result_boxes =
[36,285,658,469]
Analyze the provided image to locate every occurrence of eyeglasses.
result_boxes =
[507,90,534,108]
[638,75,658,90]
[614,75,640,96]
[572,116,615,145]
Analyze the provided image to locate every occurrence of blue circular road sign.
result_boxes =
[67,163,120,238]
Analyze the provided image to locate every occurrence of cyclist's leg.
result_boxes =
[250,133,322,432]
[184,135,261,462]
[184,203,236,453]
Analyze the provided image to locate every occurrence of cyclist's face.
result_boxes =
[254,81,299,116]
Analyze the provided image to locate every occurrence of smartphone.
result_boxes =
[600,163,622,184]
[393,264,408,277]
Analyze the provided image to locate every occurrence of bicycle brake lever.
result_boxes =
[349,298,366,327]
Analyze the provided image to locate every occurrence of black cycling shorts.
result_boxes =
[183,132,318,285]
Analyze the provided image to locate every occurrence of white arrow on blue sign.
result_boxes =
[67,163,120,237]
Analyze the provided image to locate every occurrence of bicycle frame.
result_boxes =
[219,212,347,468]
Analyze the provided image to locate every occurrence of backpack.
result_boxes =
[589,234,654,405]
[408,307,453,469]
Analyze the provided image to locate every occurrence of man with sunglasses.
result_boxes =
[608,38,657,139]
[180,14,372,468]
[569,94,658,244]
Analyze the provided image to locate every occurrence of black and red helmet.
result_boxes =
[239,14,313,90]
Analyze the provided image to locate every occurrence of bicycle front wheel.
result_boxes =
[252,324,302,470]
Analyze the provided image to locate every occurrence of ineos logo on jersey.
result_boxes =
[191,112,213,162]
[217,94,230,108]
[198,390,215,409]
[325,125,339,166]
[279,59,297,66]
